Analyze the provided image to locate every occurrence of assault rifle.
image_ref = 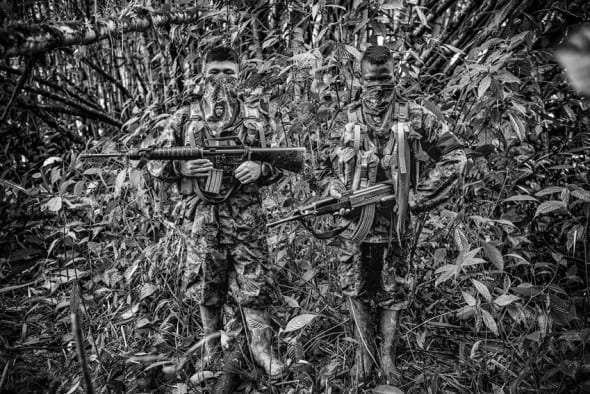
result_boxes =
[267,182,396,241]
[79,145,306,174]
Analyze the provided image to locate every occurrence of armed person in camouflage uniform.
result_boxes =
[319,45,466,384]
[148,46,285,377]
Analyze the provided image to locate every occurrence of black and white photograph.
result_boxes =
[0,0,589,393]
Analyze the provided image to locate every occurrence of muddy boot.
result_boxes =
[196,305,223,370]
[379,308,401,385]
[243,307,286,377]
[348,298,376,383]
[212,338,245,394]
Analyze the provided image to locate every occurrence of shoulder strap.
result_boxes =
[347,104,362,123]
[242,103,267,147]
[394,102,409,122]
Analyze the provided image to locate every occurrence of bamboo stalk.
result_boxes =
[81,57,131,98]
[0,56,36,127]
[2,98,122,128]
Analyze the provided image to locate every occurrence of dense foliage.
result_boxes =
[0,0,589,393]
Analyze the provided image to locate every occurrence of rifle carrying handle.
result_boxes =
[129,147,203,160]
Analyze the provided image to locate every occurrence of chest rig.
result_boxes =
[335,101,424,241]
[179,101,267,203]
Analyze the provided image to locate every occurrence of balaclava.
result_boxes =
[199,75,240,133]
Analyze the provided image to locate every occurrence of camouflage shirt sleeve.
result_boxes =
[410,129,467,213]
[243,102,283,187]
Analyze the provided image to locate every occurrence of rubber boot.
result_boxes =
[348,298,376,383]
[242,307,286,377]
[379,308,401,385]
[212,337,244,394]
[197,305,223,369]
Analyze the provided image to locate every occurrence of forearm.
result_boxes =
[256,162,283,186]
[410,148,466,213]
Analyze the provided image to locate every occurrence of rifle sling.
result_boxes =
[300,204,375,241]
[302,220,351,240]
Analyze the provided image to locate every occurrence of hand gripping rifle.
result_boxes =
[80,145,306,203]
[267,182,396,241]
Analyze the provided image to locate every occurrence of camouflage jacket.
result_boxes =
[147,99,283,204]
[318,99,467,243]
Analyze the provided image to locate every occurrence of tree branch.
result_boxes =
[0,7,204,58]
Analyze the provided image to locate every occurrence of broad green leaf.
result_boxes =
[494,294,520,306]
[42,156,63,167]
[283,295,300,308]
[434,264,456,275]
[435,266,457,286]
[283,314,317,333]
[371,385,404,394]
[415,6,428,26]
[512,283,542,297]
[482,241,504,271]
[190,371,216,384]
[462,291,477,306]
[74,181,85,197]
[498,71,522,84]
[538,313,549,338]
[535,200,567,217]
[511,101,527,115]
[502,194,538,203]
[344,45,362,61]
[493,219,517,228]
[83,167,103,175]
[114,168,128,197]
[454,228,469,251]
[478,75,492,98]
[507,111,526,141]
[45,196,63,212]
[129,169,144,189]
[481,309,499,335]
[535,186,566,197]
[262,37,279,49]
[571,189,590,202]
[139,283,158,300]
[563,104,576,121]
[459,247,486,267]
[422,100,445,123]
[505,253,531,265]
[136,318,151,329]
[302,268,316,282]
[470,340,482,359]
[311,2,321,19]
[381,0,403,10]
[558,328,590,342]
[472,279,491,302]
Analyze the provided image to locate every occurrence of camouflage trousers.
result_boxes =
[332,237,415,310]
[180,187,273,308]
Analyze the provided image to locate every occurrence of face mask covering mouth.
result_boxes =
[200,76,240,129]
[361,82,395,116]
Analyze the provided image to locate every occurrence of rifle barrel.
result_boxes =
[79,152,127,158]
